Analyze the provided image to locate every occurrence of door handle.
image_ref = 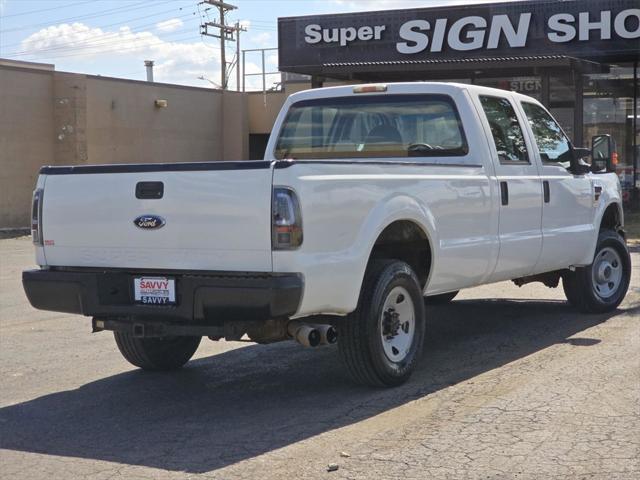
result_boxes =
[500,181,509,206]
[543,180,550,203]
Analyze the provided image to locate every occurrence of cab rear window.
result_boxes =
[274,94,468,160]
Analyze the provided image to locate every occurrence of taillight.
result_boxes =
[272,187,303,250]
[31,188,44,246]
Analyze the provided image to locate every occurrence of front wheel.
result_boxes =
[563,230,631,313]
[338,260,426,387]
[114,332,201,371]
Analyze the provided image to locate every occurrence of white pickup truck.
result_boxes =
[24,83,631,387]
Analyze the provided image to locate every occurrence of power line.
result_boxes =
[72,5,198,35]
[2,8,201,52]
[0,0,176,34]
[14,33,209,62]
[244,26,277,31]
[1,1,277,81]
[6,31,210,61]
[6,24,199,58]
[0,0,96,18]
[243,19,277,25]
[4,12,201,56]
[3,7,276,55]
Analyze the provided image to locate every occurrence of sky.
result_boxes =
[0,0,512,90]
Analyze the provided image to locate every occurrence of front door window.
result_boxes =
[521,102,573,169]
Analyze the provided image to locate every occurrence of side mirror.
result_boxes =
[591,134,618,173]
[570,147,592,175]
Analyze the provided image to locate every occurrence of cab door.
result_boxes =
[476,94,543,282]
[518,101,595,273]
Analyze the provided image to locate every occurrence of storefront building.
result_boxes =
[278,0,640,204]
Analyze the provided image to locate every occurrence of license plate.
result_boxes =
[133,277,176,305]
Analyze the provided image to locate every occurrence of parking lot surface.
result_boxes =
[1,236,639,479]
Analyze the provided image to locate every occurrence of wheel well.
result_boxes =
[600,203,623,237]
[369,220,431,288]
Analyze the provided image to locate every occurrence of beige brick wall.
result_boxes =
[85,77,248,164]
[0,64,250,229]
[0,67,55,229]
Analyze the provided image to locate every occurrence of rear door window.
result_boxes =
[275,94,468,160]
[479,95,529,165]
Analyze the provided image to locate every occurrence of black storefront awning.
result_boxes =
[278,0,640,80]
[319,55,608,81]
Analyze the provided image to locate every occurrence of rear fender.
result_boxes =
[282,193,436,317]
[350,194,437,306]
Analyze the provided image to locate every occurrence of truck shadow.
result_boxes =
[0,298,634,474]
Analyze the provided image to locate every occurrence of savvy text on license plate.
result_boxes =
[133,277,176,305]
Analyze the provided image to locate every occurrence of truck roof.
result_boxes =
[288,81,541,105]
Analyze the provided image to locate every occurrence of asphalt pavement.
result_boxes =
[1,236,638,479]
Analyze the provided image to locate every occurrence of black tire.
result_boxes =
[114,332,201,371]
[562,230,631,313]
[424,290,459,305]
[338,260,426,387]
[562,274,582,307]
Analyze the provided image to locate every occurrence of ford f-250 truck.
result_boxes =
[23,83,631,387]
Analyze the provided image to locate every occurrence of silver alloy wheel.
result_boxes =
[592,247,623,299]
[380,286,415,363]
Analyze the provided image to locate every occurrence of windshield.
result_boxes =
[274,94,468,160]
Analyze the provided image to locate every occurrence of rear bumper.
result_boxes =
[22,268,303,322]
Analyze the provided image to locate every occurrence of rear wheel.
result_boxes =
[114,332,201,371]
[562,230,631,313]
[338,260,426,387]
[424,290,459,305]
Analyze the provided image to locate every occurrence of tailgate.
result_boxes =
[40,162,274,271]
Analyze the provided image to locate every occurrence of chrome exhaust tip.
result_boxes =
[315,324,337,345]
[287,321,321,347]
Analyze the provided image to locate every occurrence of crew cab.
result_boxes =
[23,83,631,386]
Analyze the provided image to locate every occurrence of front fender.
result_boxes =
[580,174,623,265]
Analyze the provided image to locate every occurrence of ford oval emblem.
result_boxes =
[134,215,165,230]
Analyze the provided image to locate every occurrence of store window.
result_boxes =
[583,66,636,200]
[549,75,575,141]
[474,76,541,100]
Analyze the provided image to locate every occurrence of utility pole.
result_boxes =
[200,1,245,90]
[235,21,246,92]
